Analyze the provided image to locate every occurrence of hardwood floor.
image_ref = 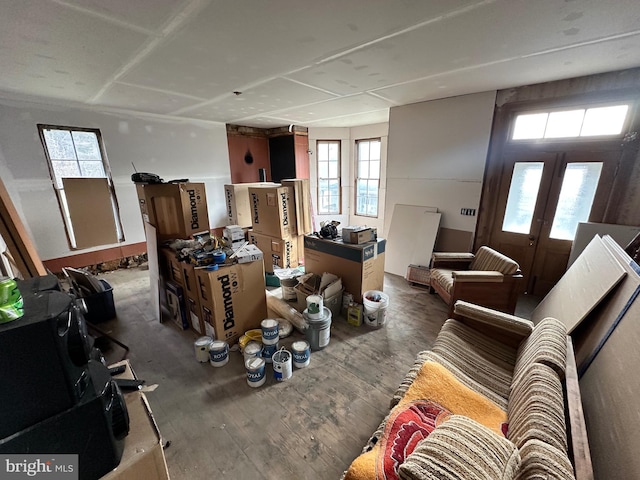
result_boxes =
[94,267,450,479]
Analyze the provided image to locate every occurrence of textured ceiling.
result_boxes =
[1,0,639,128]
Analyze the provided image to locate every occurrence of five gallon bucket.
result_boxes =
[272,348,293,381]
[209,340,229,367]
[303,306,332,350]
[363,290,389,327]
[194,336,213,363]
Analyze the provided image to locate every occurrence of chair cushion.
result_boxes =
[399,415,521,480]
[515,439,576,480]
[470,246,520,275]
[507,363,568,452]
[430,268,455,294]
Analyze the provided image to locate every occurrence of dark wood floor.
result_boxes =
[95,267,535,479]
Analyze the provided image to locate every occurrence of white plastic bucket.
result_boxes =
[363,290,389,327]
[209,340,229,367]
[194,336,213,363]
[306,295,324,319]
[291,340,310,368]
[272,348,293,381]
[280,277,298,301]
[246,357,266,387]
[261,318,279,345]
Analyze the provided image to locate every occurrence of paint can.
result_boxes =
[272,348,293,381]
[306,295,324,319]
[280,277,298,302]
[261,318,279,345]
[194,336,213,363]
[363,290,390,327]
[304,307,332,351]
[209,340,229,367]
[262,342,278,363]
[243,341,262,362]
[291,340,311,368]
[246,357,266,388]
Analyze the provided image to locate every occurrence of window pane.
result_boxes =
[43,129,76,160]
[356,196,366,215]
[328,160,338,178]
[328,179,339,214]
[581,105,628,137]
[512,113,548,140]
[358,161,369,178]
[79,161,106,178]
[318,160,329,178]
[72,131,101,160]
[502,162,544,234]
[550,162,603,240]
[369,160,380,179]
[358,142,369,161]
[51,161,81,188]
[356,179,368,197]
[367,179,378,197]
[370,140,381,160]
[328,142,339,161]
[544,110,584,138]
[318,142,329,161]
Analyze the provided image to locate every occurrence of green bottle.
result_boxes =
[0,276,24,324]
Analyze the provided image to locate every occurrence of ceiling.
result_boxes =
[1,0,640,128]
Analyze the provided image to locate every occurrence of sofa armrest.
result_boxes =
[453,300,533,338]
[431,252,474,269]
[452,270,504,282]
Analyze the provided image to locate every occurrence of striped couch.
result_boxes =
[346,301,580,480]
[429,246,523,315]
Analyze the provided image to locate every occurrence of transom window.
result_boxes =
[355,138,381,217]
[317,140,341,215]
[38,125,124,249]
[512,104,629,140]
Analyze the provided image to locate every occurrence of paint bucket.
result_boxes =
[304,307,332,351]
[246,357,266,388]
[261,318,279,345]
[209,340,229,367]
[194,336,213,363]
[291,340,311,368]
[363,290,390,327]
[306,295,324,319]
[262,342,278,363]
[272,348,293,381]
[243,341,262,362]
[280,277,298,302]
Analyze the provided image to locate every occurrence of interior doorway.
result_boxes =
[489,146,620,296]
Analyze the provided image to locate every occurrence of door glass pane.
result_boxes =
[512,113,548,140]
[550,162,603,240]
[545,110,584,138]
[502,162,544,234]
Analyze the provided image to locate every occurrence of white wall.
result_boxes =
[0,99,231,260]
[385,92,496,238]
[308,123,388,234]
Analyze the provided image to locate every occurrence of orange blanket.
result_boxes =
[344,361,507,480]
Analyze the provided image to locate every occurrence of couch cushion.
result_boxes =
[507,363,568,452]
[512,317,567,382]
[470,246,520,275]
[428,319,517,409]
[515,439,576,480]
[391,350,433,408]
[399,415,521,480]
[430,268,455,294]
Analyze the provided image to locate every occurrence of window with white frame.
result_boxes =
[317,140,341,215]
[355,138,381,217]
[38,125,124,249]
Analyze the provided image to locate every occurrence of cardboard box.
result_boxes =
[281,179,312,235]
[104,361,169,480]
[165,280,189,330]
[249,231,299,273]
[135,184,150,224]
[248,185,297,238]
[303,236,386,303]
[143,182,209,240]
[224,182,278,228]
[235,244,264,264]
[181,262,206,335]
[223,224,245,242]
[195,260,267,344]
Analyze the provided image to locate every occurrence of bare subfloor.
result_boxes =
[94,267,529,480]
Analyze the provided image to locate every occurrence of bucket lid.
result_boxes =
[195,336,213,347]
[210,340,228,350]
[292,340,310,351]
[246,357,265,370]
[304,306,332,322]
[261,318,278,328]
[244,341,262,355]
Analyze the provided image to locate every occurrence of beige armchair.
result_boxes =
[429,246,523,315]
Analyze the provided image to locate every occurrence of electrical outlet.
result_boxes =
[460,208,476,216]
